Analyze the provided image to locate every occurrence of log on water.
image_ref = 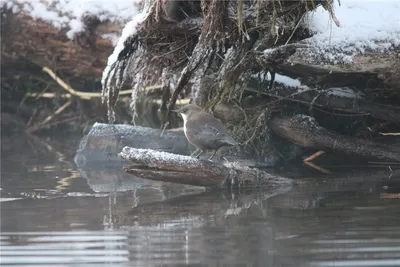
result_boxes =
[74,123,189,167]
[119,147,292,188]
[269,115,400,162]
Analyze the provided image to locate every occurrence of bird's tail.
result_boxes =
[226,137,239,146]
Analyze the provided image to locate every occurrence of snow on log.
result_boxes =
[119,147,292,188]
[278,1,400,92]
[74,123,189,167]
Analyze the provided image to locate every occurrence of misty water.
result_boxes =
[1,132,400,266]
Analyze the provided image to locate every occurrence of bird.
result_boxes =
[176,104,239,160]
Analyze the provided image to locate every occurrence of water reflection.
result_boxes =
[1,134,400,266]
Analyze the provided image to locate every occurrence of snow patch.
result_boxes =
[0,198,23,202]
[293,114,318,127]
[326,87,365,99]
[101,4,150,89]
[7,0,139,39]
[66,19,84,39]
[66,192,109,197]
[251,72,310,91]
[120,147,198,164]
[105,13,145,68]
[274,74,309,90]
[305,0,400,63]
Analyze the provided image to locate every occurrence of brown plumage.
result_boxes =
[177,104,238,160]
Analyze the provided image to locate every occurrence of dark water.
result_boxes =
[1,134,400,266]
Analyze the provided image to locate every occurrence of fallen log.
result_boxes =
[74,123,190,167]
[269,115,400,162]
[119,147,292,188]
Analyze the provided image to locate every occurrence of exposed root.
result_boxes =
[101,0,330,126]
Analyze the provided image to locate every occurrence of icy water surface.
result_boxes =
[1,133,400,266]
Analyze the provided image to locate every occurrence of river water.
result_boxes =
[1,133,400,266]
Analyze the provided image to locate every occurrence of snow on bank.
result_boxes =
[274,74,309,91]
[305,0,400,63]
[326,87,365,99]
[2,0,139,39]
[101,2,150,89]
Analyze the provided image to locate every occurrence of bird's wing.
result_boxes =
[186,114,227,137]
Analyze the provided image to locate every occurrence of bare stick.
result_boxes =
[379,132,400,136]
[42,67,163,100]
[25,100,73,133]
[304,151,326,162]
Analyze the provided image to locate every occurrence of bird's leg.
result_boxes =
[209,148,221,160]
[190,148,200,157]
[268,71,276,91]
[195,150,205,159]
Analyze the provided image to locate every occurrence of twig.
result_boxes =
[42,67,98,100]
[304,150,325,162]
[380,193,400,199]
[25,91,191,105]
[379,132,400,136]
[304,161,331,174]
[285,13,305,45]
[44,115,80,129]
[41,100,73,125]
[41,66,163,100]
[26,92,73,99]
[323,1,341,27]
[25,100,73,134]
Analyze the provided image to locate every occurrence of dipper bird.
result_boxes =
[177,104,239,160]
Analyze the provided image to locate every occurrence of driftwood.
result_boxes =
[269,115,400,162]
[74,122,190,167]
[119,147,292,188]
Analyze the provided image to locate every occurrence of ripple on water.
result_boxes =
[0,231,130,266]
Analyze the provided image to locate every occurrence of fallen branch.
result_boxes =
[25,99,73,134]
[42,67,163,100]
[119,147,291,188]
[24,91,190,105]
[380,132,400,136]
[303,151,326,162]
[269,115,400,162]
